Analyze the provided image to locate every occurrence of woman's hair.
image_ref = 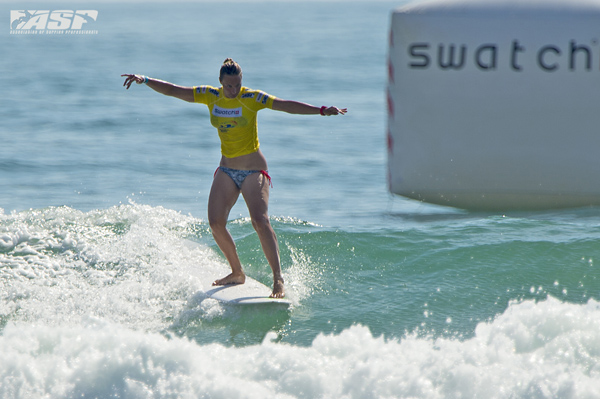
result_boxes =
[219,58,242,81]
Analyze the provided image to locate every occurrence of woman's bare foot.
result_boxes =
[270,277,285,298]
[212,272,246,286]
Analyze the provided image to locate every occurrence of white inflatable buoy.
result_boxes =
[387,0,600,210]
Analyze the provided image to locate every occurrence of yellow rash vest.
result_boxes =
[193,85,276,158]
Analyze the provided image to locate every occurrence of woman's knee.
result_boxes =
[209,215,228,233]
[251,214,272,234]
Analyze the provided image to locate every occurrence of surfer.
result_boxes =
[122,59,346,298]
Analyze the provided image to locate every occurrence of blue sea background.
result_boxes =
[2,1,600,398]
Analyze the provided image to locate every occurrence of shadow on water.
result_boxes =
[385,197,600,224]
[167,291,292,347]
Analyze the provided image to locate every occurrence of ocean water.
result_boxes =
[2,1,600,398]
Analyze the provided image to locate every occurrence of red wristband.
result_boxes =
[320,106,327,116]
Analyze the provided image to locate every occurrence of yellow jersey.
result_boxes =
[193,85,276,158]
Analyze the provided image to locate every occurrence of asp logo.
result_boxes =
[10,10,98,34]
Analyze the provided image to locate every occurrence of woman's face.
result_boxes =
[221,74,242,98]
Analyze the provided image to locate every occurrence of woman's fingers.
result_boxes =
[121,74,142,89]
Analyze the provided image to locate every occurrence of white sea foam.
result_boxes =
[0,204,307,335]
[0,204,223,331]
[1,297,600,398]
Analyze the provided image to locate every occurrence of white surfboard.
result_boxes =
[204,275,292,306]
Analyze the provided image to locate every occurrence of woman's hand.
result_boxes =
[121,74,144,89]
[322,106,347,116]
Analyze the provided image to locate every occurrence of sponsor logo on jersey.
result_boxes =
[219,121,238,130]
[255,92,270,105]
[213,106,242,117]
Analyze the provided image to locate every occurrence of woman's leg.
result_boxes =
[241,172,284,298]
[208,169,246,285]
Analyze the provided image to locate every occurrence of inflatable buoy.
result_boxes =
[387,0,600,210]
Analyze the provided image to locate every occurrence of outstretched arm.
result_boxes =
[121,74,194,103]
[272,98,347,116]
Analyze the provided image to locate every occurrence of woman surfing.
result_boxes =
[122,58,346,298]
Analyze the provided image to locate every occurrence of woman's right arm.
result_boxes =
[121,74,194,103]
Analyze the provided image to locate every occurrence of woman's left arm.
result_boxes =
[272,99,347,116]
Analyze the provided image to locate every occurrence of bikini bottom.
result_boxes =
[216,166,272,189]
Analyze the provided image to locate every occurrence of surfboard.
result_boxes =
[204,275,292,306]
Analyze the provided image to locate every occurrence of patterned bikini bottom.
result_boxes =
[215,166,272,189]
